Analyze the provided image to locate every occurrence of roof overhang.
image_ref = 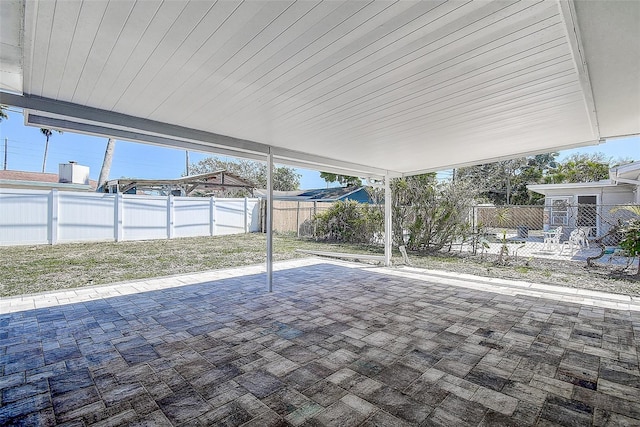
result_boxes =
[1,0,638,177]
[527,180,621,195]
[609,161,640,185]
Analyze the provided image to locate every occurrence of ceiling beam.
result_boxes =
[1,91,393,179]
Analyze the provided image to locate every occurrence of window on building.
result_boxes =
[549,197,570,226]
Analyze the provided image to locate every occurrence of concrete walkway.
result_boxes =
[1,258,639,425]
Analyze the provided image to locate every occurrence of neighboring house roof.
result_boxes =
[0,170,60,183]
[298,186,370,202]
[0,170,97,191]
[528,161,640,195]
[256,186,373,203]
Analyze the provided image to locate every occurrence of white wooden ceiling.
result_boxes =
[1,0,639,176]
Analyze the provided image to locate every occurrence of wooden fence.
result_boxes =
[475,205,544,230]
[260,200,334,235]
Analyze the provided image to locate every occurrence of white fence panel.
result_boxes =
[122,195,168,241]
[58,192,116,242]
[215,199,246,235]
[1,190,261,246]
[0,189,50,245]
[174,197,211,238]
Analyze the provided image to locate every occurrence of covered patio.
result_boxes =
[2,259,639,426]
[1,0,639,286]
[1,1,639,425]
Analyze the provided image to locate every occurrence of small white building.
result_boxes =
[528,162,640,239]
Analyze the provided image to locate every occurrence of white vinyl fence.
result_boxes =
[0,188,261,246]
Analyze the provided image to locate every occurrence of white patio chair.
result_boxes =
[578,226,592,248]
[560,228,589,255]
[543,226,562,251]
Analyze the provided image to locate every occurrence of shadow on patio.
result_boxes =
[1,260,639,426]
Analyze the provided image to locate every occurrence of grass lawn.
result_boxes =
[1,233,638,298]
[0,234,382,297]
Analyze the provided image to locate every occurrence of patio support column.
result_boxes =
[266,150,274,292]
[384,174,392,267]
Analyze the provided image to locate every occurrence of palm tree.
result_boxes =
[40,128,62,173]
[97,138,115,191]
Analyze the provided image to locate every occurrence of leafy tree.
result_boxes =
[190,157,300,192]
[457,153,562,205]
[40,128,62,173]
[0,105,8,122]
[457,157,528,205]
[319,172,362,187]
[544,153,610,184]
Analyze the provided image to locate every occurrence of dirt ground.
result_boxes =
[402,250,640,297]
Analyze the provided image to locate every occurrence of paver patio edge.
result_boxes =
[2,258,639,315]
[383,266,640,312]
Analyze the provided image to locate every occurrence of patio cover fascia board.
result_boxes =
[557,0,599,139]
[405,138,603,175]
[0,92,396,180]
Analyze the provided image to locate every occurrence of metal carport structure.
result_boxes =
[1,0,638,290]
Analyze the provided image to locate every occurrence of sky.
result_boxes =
[1,108,638,189]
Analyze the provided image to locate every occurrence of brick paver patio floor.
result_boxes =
[1,259,639,426]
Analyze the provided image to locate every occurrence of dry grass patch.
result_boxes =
[0,234,380,297]
[1,234,638,298]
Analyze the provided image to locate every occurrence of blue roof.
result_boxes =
[295,186,373,203]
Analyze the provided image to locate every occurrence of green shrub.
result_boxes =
[610,206,640,276]
[313,200,382,244]
[619,218,640,276]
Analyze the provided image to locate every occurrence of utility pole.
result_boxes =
[3,137,7,170]
[185,151,190,176]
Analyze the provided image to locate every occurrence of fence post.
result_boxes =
[210,196,216,236]
[313,201,317,238]
[49,189,58,245]
[115,193,123,241]
[296,201,300,237]
[244,197,249,233]
[167,194,174,239]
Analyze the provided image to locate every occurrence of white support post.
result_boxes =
[210,196,216,236]
[115,193,123,241]
[167,194,175,239]
[266,150,274,292]
[49,189,59,245]
[384,175,392,267]
[244,197,249,234]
